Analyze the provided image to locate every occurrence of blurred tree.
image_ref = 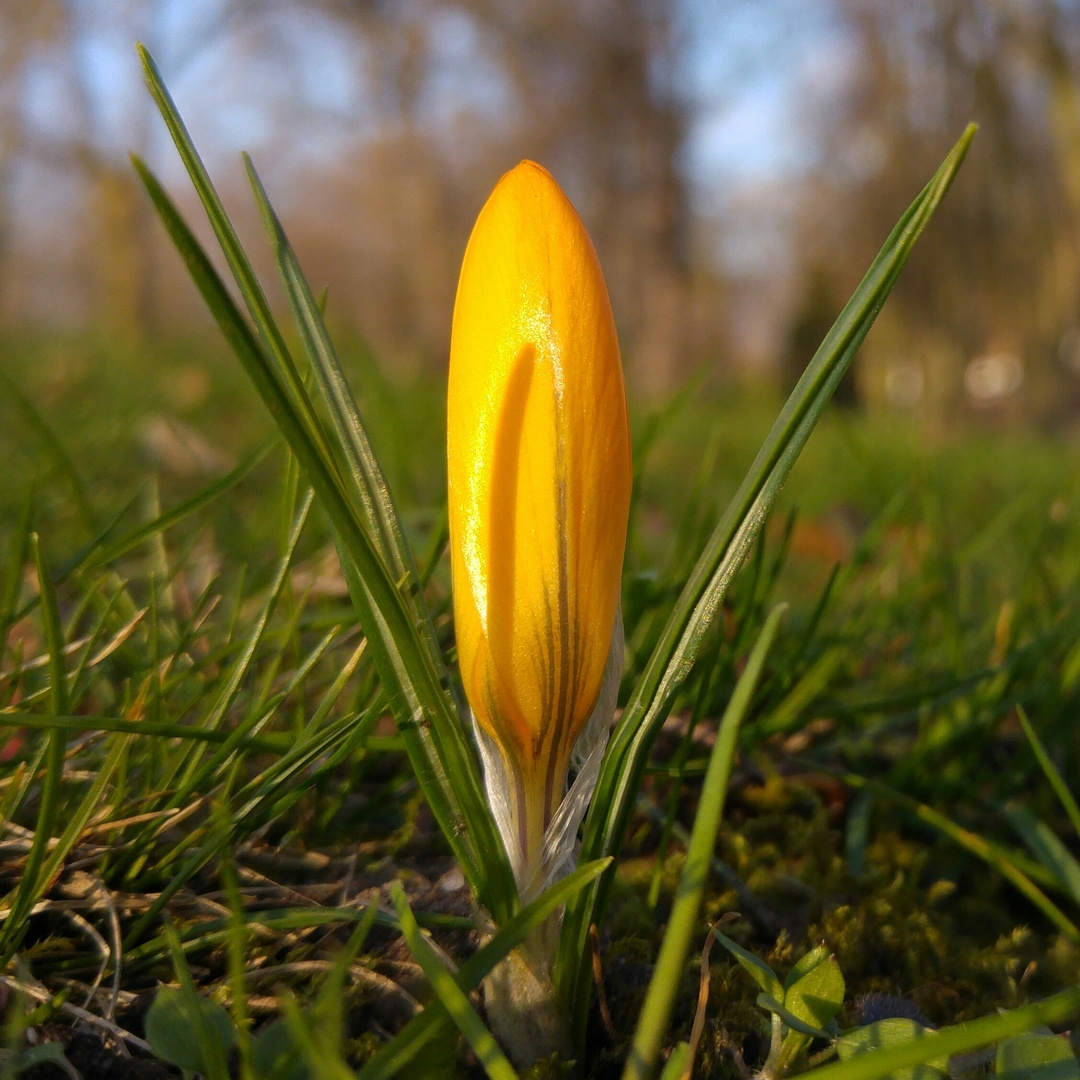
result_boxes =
[0,0,63,323]
[793,0,1080,424]
[300,0,701,388]
[780,263,857,406]
[0,0,276,337]
[458,0,693,390]
[0,0,722,390]
[0,0,161,336]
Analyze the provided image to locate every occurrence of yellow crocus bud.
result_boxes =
[448,160,631,896]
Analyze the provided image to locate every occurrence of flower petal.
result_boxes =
[448,159,631,879]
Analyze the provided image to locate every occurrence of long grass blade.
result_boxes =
[0,711,289,754]
[796,986,1080,1080]
[278,993,357,1080]
[0,498,33,672]
[130,148,515,919]
[359,857,611,1080]
[244,155,449,691]
[163,918,232,1080]
[132,46,516,911]
[126,699,381,943]
[1017,708,1080,841]
[0,536,70,962]
[557,123,977,1034]
[241,154,517,907]
[1006,805,1080,905]
[136,47,335,474]
[35,735,128,896]
[117,903,461,972]
[390,882,521,1080]
[623,603,786,1080]
[835,771,1080,945]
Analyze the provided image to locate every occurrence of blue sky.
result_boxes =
[678,0,845,186]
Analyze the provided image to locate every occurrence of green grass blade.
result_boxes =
[0,536,70,962]
[658,1043,691,1080]
[0,370,95,533]
[390,882,521,1080]
[314,900,382,1021]
[0,711,288,754]
[0,498,33,671]
[136,46,335,472]
[359,858,611,1080]
[162,918,233,1080]
[124,823,232,947]
[648,645,721,912]
[130,152,515,920]
[1,443,271,639]
[837,772,1080,945]
[1005,805,1080,906]
[220,856,253,1080]
[126,700,381,945]
[66,587,130,709]
[167,489,313,799]
[241,155,514,909]
[299,636,368,740]
[557,123,976,1029]
[0,742,46,849]
[623,603,786,1080]
[796,986,1080,1080]
[752,644,846,740]
[119,903,453,971]
[34,735,128,895]
[277,993,357,1080]
[331,544,516,917]
[1018,708,1080,841]
[244,155,448,689]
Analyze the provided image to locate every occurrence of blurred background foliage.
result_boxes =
[9,0,1080,577]
[4,0,1080,416]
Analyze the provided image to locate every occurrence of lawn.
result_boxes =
[2,327,1080,1077]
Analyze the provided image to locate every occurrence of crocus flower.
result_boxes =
[448,160,631,903]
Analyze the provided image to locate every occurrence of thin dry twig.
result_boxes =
[590,923,616,1042]
[243,960,421,1016]
[82,808,187,839]
[64,911,109,1011]
[0,974,151,1054]
[90,877,123,1025]
[51,978,137,1013]
[681,924,720,1080]
[0,609,147,684]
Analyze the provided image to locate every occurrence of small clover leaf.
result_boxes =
[784,944,830,990]
[838,1018,949,1080]
[996,1032,1080,1080]
[145,985,235,1076]
[251,1018,311,1080]
[712,929,784,1002]
[784,954,844,1031]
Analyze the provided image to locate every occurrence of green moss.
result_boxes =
[602,786,1079,1076]
[521,1053,577,1079]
